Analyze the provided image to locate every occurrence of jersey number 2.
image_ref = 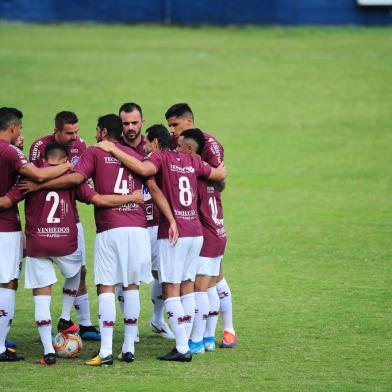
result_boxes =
[46,191,60,224]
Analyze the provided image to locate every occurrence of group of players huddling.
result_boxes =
[0,102,237,366]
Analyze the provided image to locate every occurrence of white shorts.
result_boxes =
[0,231,23,283]
[94,227,152,286]
[148,225,159,271]
[77,222,86,267]
[158,236,203,284]
[197,255,223,277]
[24,247,82,289]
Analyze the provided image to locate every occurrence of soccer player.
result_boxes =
[22,114,178,366]
[165,103,237,348]
[118,102,174,340]
[29,111,100,341]
[96,124,226,362]
[177,129,227,354]
[19,142,144,366]
[0,107,73,362]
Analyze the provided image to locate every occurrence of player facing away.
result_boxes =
[0,108,76,361]
[166,103,237,348]
[117,102,174,340]
[178,129,228,354]
[29,111,100,341]
[96,124,226,362]
[18,142,144,366]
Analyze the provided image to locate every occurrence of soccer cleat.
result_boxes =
[5,339,16,348]
[39,353,56,366]
[79,325,101,341]
[0,348,24,362]
[203,336,216,352]
[189,339,205,354]
[150,321,175,340]
[157,347,192,362]
[117,351,135,363]
[85,353,113,367]
[57,318,79,334]
[220,330,237,348]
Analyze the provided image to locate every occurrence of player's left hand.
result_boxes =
[96,140,115,153]
[18,179,41,194]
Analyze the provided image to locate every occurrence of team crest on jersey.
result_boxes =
[70,155,80,165]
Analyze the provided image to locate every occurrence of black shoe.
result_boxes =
[118,351,135,363]
[0,348,25,362]
[39,353,56,366]
[57,318,79,334]
[79,325,101,341]
[157,347,192,362]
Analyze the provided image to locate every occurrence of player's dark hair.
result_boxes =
[44,142,68,161]
[97,114,123,140]
[55,111,78,131]
[181,128,205,156]
[0,107,23,131]
[119,102,143,117]
[145,124,171,150]
[165,103,194,120]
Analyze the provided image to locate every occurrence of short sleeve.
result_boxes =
[193,156,212,179]
[202,138,224,168]
[144,151,162,172]
[6,183,25,204]
[75,181,97,204]
[74,148,95,180]
[9,145,29,172]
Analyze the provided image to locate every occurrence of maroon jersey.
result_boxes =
[29,134,87,223]
[146,150,212,239]
[0,140,28,232]
[29,134,87,167]
[119,135,159,227]
[198,178,227,257]
[74,143,146,233]
[200,132,224,169]
[25,177,95,257]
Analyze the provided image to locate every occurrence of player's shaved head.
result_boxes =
[165,103,194,120]
[44,142,68,161]
[180,128,205,156]
[145,124,171,150]
[0,107,23,131]
[55,111,78,131]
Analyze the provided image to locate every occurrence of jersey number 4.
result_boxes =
[114,168,130,195]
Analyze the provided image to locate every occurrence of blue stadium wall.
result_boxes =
[0,0,391,25]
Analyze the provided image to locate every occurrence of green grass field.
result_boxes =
[0,24,391,391]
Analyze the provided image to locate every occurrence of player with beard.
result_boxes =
[96,124,226,362]
[29,111,100,341]
[0,107,74,361]
[116,103,174,340]
[165,103,237,349]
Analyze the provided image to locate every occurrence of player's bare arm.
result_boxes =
[18,172,85,194]
[208,162,227,181]
[145,177,179,245]
[0,195,13,210]
[19,161,73,183]
[90,189,144,208]
[96,141,157,177]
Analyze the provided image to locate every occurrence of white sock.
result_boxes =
[204,286,220,338]
[190,291,209,343]
[122,290,140,355]
[115,285,124,316]
[180,293,195,340]
[98,293,115,358]
[34,295,54,355]
[216,278,235,334]
[165,297,189,354]
[151,278,165,324]
[61,272,80,321]
[74,293,92,327]
[0,288,16,353]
